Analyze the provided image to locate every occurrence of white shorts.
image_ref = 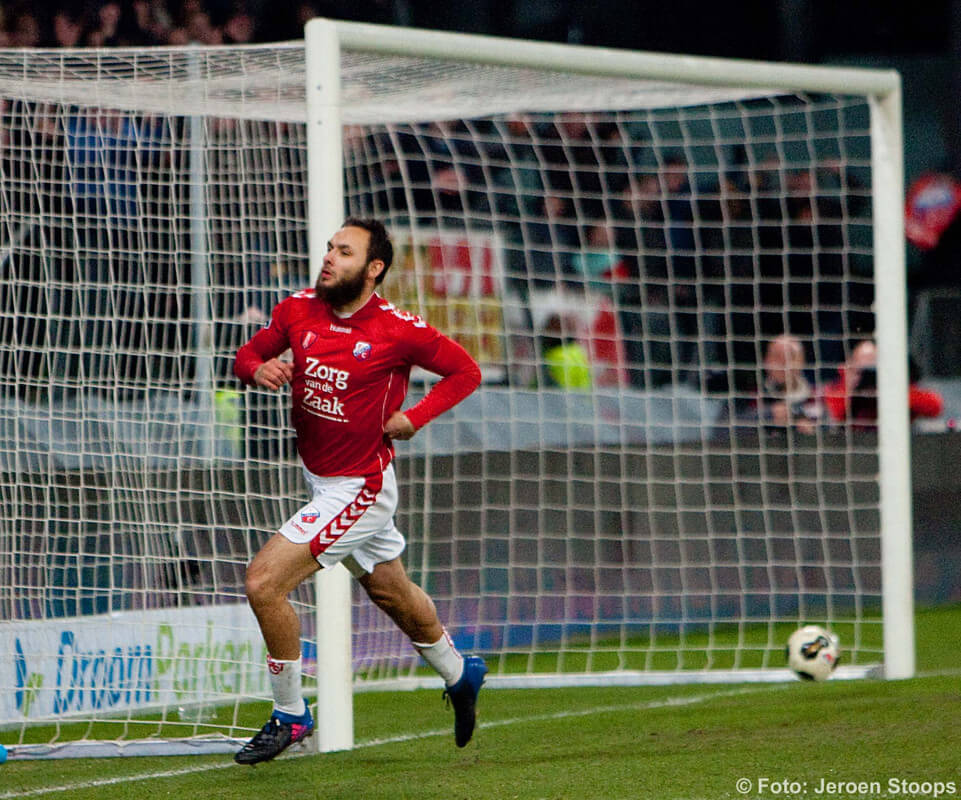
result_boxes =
[279,463,406,578]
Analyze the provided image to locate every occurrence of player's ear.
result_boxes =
[367,259,385,282]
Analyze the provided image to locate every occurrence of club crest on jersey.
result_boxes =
[353,341,372,361]
[301,506,320,524]
[301,331,318,351]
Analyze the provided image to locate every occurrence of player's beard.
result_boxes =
[315,264,368,309]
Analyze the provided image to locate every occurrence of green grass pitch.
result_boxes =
[2,605,959,800]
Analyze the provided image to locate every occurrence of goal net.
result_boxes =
[0,21,908,758]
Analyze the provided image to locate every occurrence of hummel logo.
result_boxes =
[309,486,378,557]
[329,323,352,334]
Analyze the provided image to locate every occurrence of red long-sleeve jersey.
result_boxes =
[823,367,945,423]
[234,289,481,477]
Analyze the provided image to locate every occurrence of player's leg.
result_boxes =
[245,533,319,658]
[358,556,443,643]
[359,557,487,747]
[237,469,390,764]
[235,534,318,765]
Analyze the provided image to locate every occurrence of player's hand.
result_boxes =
[384,411,416,440]
[253,358,294,391]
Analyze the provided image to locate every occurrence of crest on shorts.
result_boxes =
[301,506,320,524]
[301,331,318,351]
[353,341,372,360]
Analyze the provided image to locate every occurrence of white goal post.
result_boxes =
[0,19,910,760]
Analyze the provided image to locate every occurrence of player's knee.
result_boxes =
[244,562,278,609]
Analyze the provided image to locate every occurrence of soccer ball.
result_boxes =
[785,625,840,681]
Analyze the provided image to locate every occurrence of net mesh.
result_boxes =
[0,42,884,753]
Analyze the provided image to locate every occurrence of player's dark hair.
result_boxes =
[342,217,393,284]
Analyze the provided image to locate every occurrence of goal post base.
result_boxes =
[2,736,248,761]
[357,665,882,693]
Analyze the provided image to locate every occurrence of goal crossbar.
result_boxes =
[333,20,901,97]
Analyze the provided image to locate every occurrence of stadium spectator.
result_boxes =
[536,313,592,390]
[183,8,222,44]
[49,9,86,47]
[751,155,791,338]
[6,9,41,47]
[128,0,172,46]
[699,165,762,396]
[489,114,542,221]
[85,1,123,47]
[388,120,487,227]
[64,106,172,395]
[822,339,944,427]
[752,333,822,435]
[166,25,190,45]
[518,187,581,291]
[612,171,673,389]
[782,164,856,378]
[0,99,77,399]
[570,221,629,293]
[611,154,707,388]
[658,154,700,379]
[489,114,548,296]
[537,113,606,223]
[222,9,257,44]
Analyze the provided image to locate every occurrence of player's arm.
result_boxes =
[387,332,481,439]
[234,306,294,391]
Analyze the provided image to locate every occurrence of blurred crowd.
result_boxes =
[0,0,342,48]
[0,0,587,47]
[0,0,952,438]
[354,114,876,394]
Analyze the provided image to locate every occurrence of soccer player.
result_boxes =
[232,217,487,764]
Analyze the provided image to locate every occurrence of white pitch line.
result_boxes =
[917,667,961,678]
[0,683,789,799]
